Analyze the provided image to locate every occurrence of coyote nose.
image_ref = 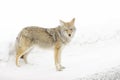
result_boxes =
[69,34,71,37]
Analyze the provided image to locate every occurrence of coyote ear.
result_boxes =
[71,18,75,25]
[60,20,65,26]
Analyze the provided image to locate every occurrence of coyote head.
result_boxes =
[60,18,76,39]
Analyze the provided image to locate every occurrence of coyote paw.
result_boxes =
[16,64,21,67]
[60,66,66,69]
[56,64,65,71]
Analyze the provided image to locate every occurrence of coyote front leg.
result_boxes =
[58,49,65,70]
[54,44,65,71]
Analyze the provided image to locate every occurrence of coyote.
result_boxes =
[15,18,76,71]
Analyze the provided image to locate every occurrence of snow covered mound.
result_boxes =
[75,65,120,80]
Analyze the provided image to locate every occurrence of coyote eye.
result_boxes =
[70,29,73,31]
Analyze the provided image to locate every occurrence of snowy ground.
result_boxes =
[0,29,120,80]
[0,0,120,80]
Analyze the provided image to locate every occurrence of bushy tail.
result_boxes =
[0,40,16,63]
[6,40,16,62]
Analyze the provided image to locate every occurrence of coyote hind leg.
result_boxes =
[16,35,33,67]
[23,47,33,64]
[16,48,26,67]
[16,46,32,67]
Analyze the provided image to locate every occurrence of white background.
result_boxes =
[0,0,120,80]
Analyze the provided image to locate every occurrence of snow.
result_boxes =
[74,66,120,80]
[0,0,120,80]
